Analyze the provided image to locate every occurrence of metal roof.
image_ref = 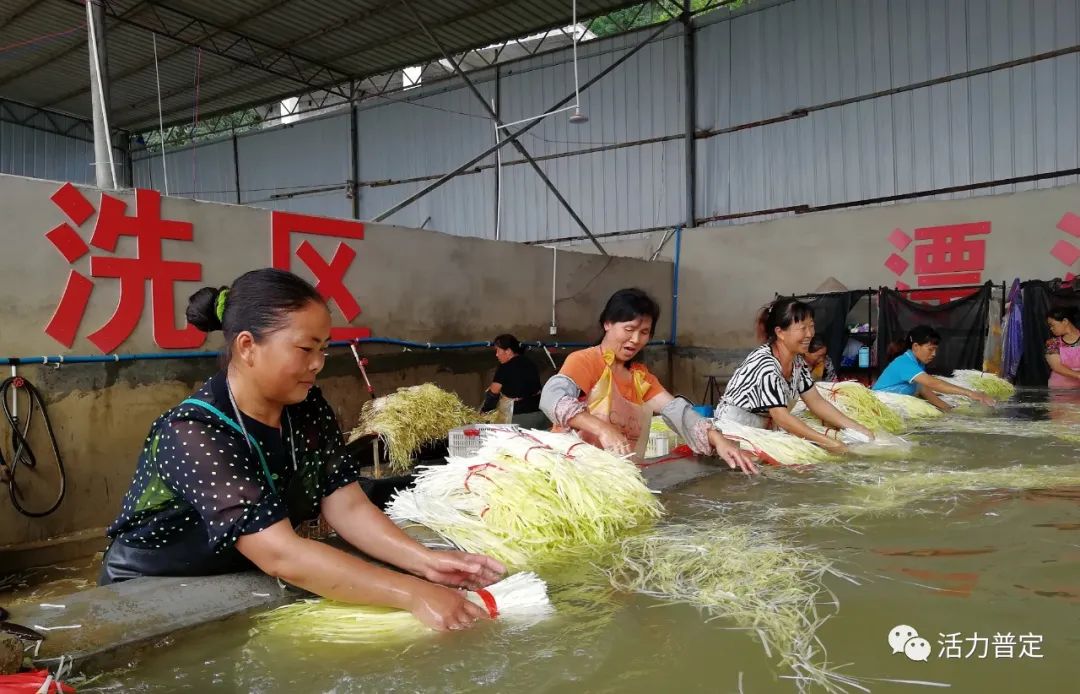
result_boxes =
[0,0,644,131]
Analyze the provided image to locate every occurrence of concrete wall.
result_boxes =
[0,173,672,552]
[594,181,1080,396]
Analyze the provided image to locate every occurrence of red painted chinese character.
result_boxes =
[910,221,990,304]
[1054,212,1080,283]
[270,211,371,341]
[44,183,205,352]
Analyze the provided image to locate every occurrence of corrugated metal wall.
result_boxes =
[132,138,237,204]
[0,122,96,184]
[10,0,1080,242]
[696,0,1080,224]
[239,114,352,218]
[356,85,497,237]
[0,100,116,185]
[496,26,686,242]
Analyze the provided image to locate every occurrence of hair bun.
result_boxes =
[186,286,226,332]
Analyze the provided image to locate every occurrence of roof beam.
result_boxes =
[374,16,678,224]
[129,0,508,126]
[251,0,399,57]
[42,0,305,109]
[399,0,607,256]
[137,0,629,129]
[273,0,649,84]
[0,0,47,26]
[0,1,148,91]
[53,0,354,111]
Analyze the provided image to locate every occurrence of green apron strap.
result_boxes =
[180,398,278,495]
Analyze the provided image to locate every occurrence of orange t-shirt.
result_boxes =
[559,346,664,405]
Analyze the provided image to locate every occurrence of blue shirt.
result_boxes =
[872,350,925,395]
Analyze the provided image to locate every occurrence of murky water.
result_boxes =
[25,391,1080,692]
[1,555,98,606]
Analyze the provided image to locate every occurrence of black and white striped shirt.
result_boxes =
[721,344,815,414]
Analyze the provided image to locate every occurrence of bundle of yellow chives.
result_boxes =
[347,384,495,473]
[716,421,834,466]
[256,572,553,644]
[387,430,663,570]
[812,381,905,434]
[945,370,1016,400]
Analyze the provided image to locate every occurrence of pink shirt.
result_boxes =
[1046,335,1080,389]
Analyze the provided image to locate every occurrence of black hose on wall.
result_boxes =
[0,376,66,517]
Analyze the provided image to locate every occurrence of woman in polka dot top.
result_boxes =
[102,268,505,632]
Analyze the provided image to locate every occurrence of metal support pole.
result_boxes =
[350,105,360,219]
[374,18,678,225]
[121,131,134,187]
[86,0,116,190]
[682,2,696,229]
[232,133,242,204]
[398,0,608,254]
[493,67,501,240]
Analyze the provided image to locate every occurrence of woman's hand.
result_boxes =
[971,392,996,407]
[596,423,632,456]
[820,437,848,454]
[419,550,506,591]
[851,423,875,441]
[707,429,759,475]
[408,581,492,631]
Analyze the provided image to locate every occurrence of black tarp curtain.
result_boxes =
[877,284,992,375]
[789,291,861,368]
[1015,280,1080,387]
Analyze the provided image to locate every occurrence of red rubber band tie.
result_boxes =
[474,588,499,618]
[566,441,587,458]
[523,445,547,463]
[464,463,502,492]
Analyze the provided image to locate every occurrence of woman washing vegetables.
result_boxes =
[715,299,875,453]
[540,288,757,474]
[874,325,996,410]
[101,269,504,632]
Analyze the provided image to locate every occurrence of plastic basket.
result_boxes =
[645,430,673,459]
[447,424,517,458]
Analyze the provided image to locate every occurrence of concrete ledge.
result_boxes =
[10,572,294,671]
[0,529,108,572]
[641,456,727,491]
[11,456,723,672]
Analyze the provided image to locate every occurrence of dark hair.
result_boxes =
[187,268,326,360]
[599,288,661,333]
[906,325,941,348]
[756,298,814,344]
[884,325,941,365]
[493,334,524,355]
[1047,305,1079,325]
[808,335,828,353]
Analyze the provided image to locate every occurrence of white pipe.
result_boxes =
[496,0,583,132]
[85,0,117,189]
[541,344,557,370]
[152,33,170,195]
[494,104,578,131]
[550,246,558,334]
[572,0,581,105]
[493,97,502,241]
[9,365,16,420]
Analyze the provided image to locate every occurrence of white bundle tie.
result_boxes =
[466,571,553,619]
